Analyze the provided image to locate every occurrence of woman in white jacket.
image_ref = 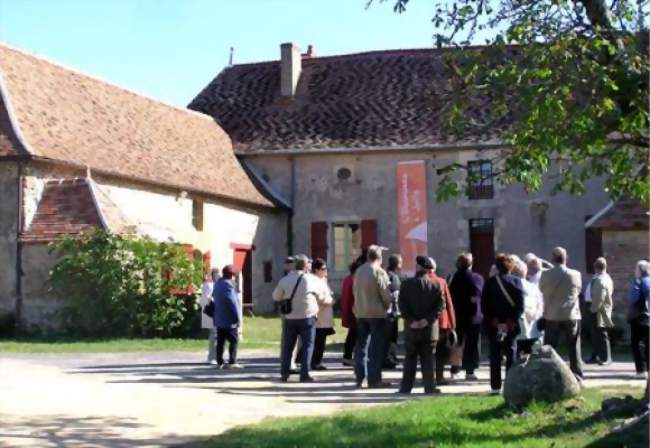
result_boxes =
[200,268,220,364]
[311,258,335,370]
[512,256,544,357]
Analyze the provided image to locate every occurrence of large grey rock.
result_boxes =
[503,345,581,407]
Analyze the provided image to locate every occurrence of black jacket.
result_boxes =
[399,274,445,324]
[448,269,484,329]
[481,274,524,332]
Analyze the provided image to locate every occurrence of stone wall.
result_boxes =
[0,163,18,320]
[243,148,610,295]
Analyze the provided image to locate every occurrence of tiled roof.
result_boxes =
[20,179,103,242]
[189,48,509,152]
[0,44,271,208]
[586,198,649,230]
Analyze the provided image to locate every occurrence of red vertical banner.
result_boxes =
[396,161,429,275]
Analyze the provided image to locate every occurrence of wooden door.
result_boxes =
[469,219,495,279]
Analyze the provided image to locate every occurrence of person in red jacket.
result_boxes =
[427,258,458,385]
[341,261,361,366]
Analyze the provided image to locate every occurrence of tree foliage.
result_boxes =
[49,229,203,337]
[372,0,649,205]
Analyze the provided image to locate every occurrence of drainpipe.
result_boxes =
[14,162,24,334]
[287,156,295,255]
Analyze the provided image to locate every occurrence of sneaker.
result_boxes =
[311,364,327,371]
[368,381,393,389]
[465,373,479,381]
[208,359,218,366]
[224,363,243,370]
[342,358,354,367]
[635,371,648,379]
[216,363,224,370]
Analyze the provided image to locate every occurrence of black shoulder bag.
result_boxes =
[280,274,303,315]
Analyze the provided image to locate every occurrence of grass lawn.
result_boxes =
[195,387,646,448]
[0,315,348,353]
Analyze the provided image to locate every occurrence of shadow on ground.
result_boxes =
[0,414,189,448]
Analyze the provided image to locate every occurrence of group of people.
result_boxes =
[270,244,650,394]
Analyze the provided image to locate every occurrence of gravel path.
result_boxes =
[0,350,644,447]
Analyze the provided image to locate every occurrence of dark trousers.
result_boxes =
[343,326,357,360]
[630,319,650,373]
[459,324,481,374]
[487,329,517,391]
[594,327,611,363]
[586,311,599,360]
[311,328,329,367]
[544,319,584,378]
[281,317,316,379]
[400,327,436,393]
[435,331,451,381]
[216,327,239,365]
[354,318,387,385]
[383,317,399,365]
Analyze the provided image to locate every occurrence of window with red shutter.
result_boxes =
[361,219,377,250]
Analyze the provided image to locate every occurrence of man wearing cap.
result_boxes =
[353,245,393,388]
[398,256,445,394]
[273,254,320,382]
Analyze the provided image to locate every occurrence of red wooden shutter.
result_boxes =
[361,219,377,250]
[311,222,328,260]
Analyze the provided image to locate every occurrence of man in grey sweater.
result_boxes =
[353,245,392,388]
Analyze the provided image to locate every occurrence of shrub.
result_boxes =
[49,229,203,337]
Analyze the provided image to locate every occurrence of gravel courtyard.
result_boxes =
[0,350,644,447]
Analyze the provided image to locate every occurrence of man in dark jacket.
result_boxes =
[398,256,445,394]
[384,254,403,368]
[448,252,484,380]
[212,265,242,369]
[481,254,524,393]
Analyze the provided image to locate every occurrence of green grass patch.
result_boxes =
[0,315,349,353]
[194,387,646,448]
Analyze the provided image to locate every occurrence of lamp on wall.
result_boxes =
[177,190,188,201]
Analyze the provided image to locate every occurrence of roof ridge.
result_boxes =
[0,41,213,122]
[229,43,516,69]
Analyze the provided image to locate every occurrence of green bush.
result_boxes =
[49,229,203,337]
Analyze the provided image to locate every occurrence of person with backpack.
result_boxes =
[628,260,650,379]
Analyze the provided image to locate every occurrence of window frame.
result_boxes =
[330,221,362,273]
[467,160,494,200]
[192,199,204,231]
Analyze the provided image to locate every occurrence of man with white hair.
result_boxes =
[539,247,584,379]
[353,244,393,388]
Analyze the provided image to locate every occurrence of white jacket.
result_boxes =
[518,278,544,340]
[315,277,335,329]
[199,281,214,329]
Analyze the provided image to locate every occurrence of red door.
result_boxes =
[469,219,495,279]
[233,247,253,310]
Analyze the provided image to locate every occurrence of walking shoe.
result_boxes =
[224,363,243,370]
[635,371,649,379]
[368,381,393,389]
[465,373,479,381]
[355,380,363,388]
[311,364,327,371]
[208,359,218,366]
[424,388,442,395]
[299,376,315,383]
[342,358,354,367]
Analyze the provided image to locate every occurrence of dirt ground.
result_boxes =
[0,350,644,447]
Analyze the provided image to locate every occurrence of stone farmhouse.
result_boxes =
[0,44,287,332]
[189,43,641,296]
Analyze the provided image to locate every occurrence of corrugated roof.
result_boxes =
[0,43,272,208]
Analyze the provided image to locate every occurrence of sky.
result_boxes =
[0,0,458,107]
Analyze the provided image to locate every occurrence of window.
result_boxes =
[332,223,362,272]
[467,161,494,199]
[192,199,204,230]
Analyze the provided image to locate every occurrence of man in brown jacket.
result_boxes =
[353,245,392,388]
[398,256,445,394]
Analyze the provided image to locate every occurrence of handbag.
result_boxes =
[279,274,303,315]
[203,300,214,317]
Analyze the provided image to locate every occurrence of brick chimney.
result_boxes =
[280,42,301,97]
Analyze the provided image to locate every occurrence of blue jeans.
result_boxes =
[354,318,387,385]
[281,317,316,379]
